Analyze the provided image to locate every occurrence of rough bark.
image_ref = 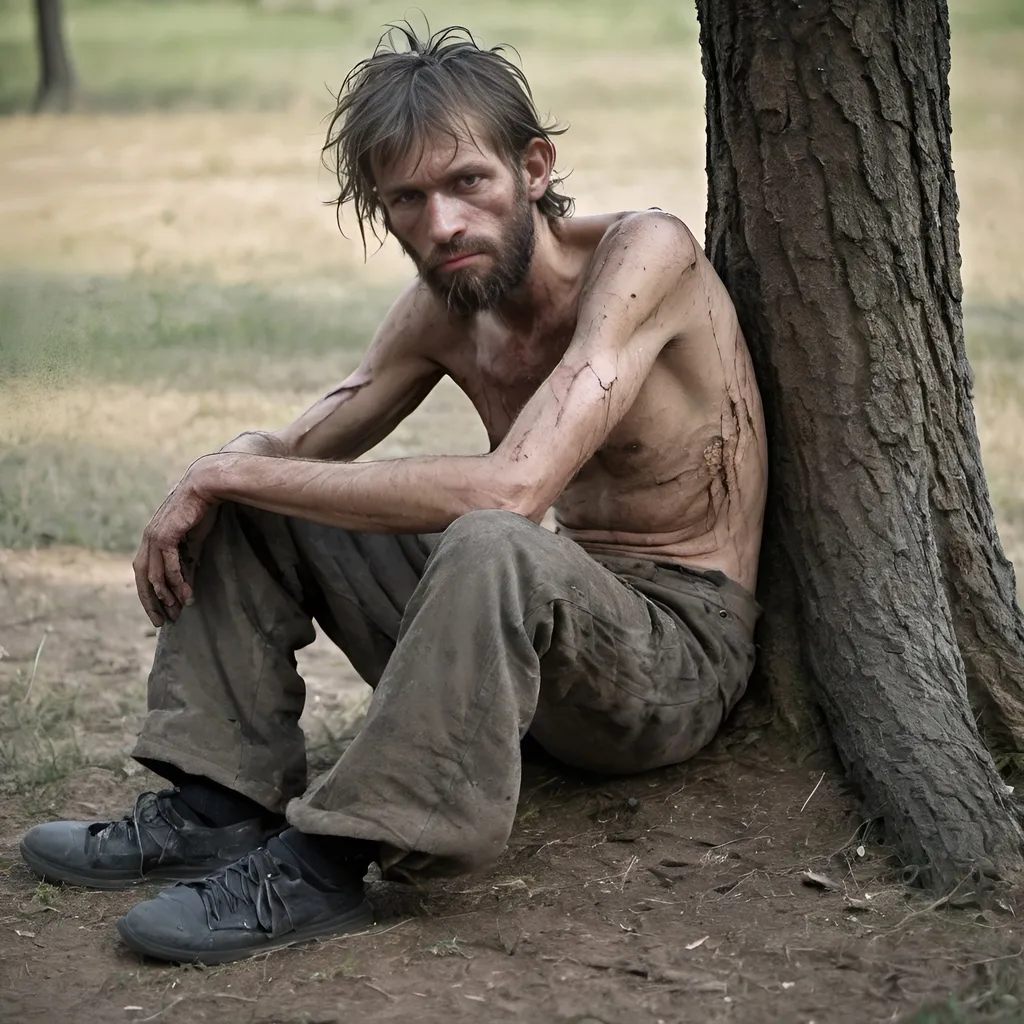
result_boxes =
[696,0,1024,887]
[32,0,75,113]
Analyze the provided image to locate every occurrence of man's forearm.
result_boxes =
[190,451,533,534]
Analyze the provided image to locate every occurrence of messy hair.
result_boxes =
[322,23,573,247]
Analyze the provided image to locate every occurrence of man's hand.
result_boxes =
[133,469,219,627]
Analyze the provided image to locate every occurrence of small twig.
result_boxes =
[620,855,639,890]
[889,871,975,932]
[314,916,411,951]
[21,632,48,706]
[708,826,773,851]
[962,947,1024,969]
[132,992,257,1023]
[363,981,396,1000]
[800,772,826,813]
[134,997,185,1023]
[825,819,875,861]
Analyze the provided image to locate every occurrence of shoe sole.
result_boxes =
[115,900,376,965]
[19,841,227,890]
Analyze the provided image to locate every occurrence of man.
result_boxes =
[20,25,766,965]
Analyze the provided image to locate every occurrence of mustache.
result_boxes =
[425,238,496,273]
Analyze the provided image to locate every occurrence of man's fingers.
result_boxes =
[147,543,179,620]
[162,544,193,609]
[148,584,172,624]
[133,546,165,627]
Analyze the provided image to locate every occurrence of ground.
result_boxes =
[3,549,1024,1024]
[1,1,1023,1021]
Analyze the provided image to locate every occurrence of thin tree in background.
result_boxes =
[696,0,1024,887]
[32,0,75,112]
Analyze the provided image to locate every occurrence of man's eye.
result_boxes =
[459,175,481,188]
[395,191,421,205]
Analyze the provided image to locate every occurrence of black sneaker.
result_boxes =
[19,790,276,890]
[116,843,374,964]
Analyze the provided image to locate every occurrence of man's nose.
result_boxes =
[425,194,466,246]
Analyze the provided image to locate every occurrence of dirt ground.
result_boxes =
[1,550,1022,1024]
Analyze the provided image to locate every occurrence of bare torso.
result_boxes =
[427,213,768,591]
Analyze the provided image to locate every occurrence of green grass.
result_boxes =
[950,0,1024,34]
[0,270,397,549]
[0,271,392,389]
[2,272,1017,389]
[965,302,1024,363]
[0,0,697,115]
[0,440,171,550]
[0,673,91,797]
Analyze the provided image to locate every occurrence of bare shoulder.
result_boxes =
[573,212,701,341]
[584,210,699,293]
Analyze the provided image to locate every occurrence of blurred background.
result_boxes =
[0,0,1021,575]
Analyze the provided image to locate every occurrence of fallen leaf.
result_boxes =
[14,929,35,938]
[844,898,874,913]
[685,935,709,950]
[801,870,840,891]
[650,967,727,991]
[855,845,866,857]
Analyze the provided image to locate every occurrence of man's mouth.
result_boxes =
[437,252,483,272]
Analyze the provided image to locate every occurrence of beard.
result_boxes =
[400,180,536,316]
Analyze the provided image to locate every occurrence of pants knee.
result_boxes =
[439,510,539,553]
[430,511,548,575]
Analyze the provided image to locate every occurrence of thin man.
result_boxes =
[21,25,767,965]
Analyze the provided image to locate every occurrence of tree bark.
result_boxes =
[32,0,75,113]
[696,0,1024,887]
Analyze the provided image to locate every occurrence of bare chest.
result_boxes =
[443,328,574,448]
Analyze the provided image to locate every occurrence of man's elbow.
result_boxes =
[481,477,551,524]
[463,464,549,524]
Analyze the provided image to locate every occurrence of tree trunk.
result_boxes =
[695,0,1024,888]
[32,0,75,113]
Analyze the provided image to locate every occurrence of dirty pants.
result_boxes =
[133,504,759,879]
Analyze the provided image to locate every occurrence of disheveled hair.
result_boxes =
[322,23,574,247]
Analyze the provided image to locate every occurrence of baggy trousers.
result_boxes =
[133,504,760,880]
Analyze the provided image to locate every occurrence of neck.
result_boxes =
[490,213,580,333]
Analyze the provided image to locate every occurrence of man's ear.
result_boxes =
[522,137,555,202]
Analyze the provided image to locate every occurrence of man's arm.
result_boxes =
[133,283,445,625]
[225,284,446,463]
[190,213,697,531]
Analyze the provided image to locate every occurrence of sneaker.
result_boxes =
[19,790,276,890]
[116,843,374,964]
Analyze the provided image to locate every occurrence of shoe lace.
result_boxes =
[191,847,297,935]
[89,790,181,876]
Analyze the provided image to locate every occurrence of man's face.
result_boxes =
[374,129,535,315]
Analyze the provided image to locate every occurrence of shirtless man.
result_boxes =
[20,26,766,965]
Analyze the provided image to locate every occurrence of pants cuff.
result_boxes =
[131,738,290,816]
